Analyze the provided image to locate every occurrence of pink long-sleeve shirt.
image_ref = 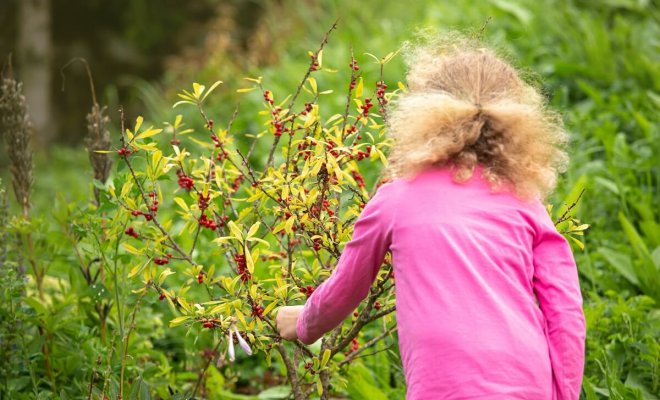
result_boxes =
[296,164,586,399]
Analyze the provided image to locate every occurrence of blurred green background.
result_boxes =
[1,0,658,398]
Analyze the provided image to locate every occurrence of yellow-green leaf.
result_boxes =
[193,82,205,99]
[245,246,255,274]
[309,77,318,94]
[134,116,144,133]
[174,197,189,212]
[173,100,195,108]
[355,77,364,98]
[321,349,331,368]
[201,80,223,102]
[169,316,190,327]
[158,268,176,285]
[128,263,144,278]
[228,221,243,241]
[247,222,261,239]
[122,243,142,255]
[136,128,163,140]
[237,87,257,93]
[262,302,277,317]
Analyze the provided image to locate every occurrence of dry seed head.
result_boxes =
[85,103,112,204]
[0,74,33,217]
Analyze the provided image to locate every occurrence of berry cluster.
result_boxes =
[197,272,205,284]
[304,361,315,375]
[232,175,245,191]
[359,98,374,118]
[198,193,211,210]
[301,102,313,116]
[154,256,170,266]
[263,90,274,106]
[344,338,360,356]
[325,139,340,158]
[201,318,216,329]
[251,303,264,319]
[376,81,388,113]
[199,213,217,231]
[313,238,322,251]
[351,171,365,188]
[309,53,320,71]
[176,170,194,190]
[270,106,285,137]
[345,124,358,136]
[355,145,372,161]
[148,191,159,213]
[125,226,139,238]
[349,76,357,91]
[349,58,360,72]
[310,199,334,218]
[158,292,166,301]
[117,147,132,156]
[216,149,229,162]
[234,254,252,282]
[299,285,315,298]
[374,301,382,310]
[210,133,222,148]
[297,139,313,161]
[131,209,154,221]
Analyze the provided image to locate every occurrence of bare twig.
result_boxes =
[554,188,585,226]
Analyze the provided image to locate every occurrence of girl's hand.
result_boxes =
[276,305,305,341]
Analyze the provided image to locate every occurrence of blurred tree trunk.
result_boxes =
[18,0,52,147]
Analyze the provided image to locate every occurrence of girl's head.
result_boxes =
[386,35,568,200]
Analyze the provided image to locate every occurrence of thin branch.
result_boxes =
[264,20,339,169]
[554,188,585,226]
[337,325,397,368]
[190,338,224,399]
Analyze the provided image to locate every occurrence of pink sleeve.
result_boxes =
[532,203,586,400]
[296,184,393,344]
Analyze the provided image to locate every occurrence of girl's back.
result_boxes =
[387,165,559,398]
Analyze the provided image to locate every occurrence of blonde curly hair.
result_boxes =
[386,36,568,200]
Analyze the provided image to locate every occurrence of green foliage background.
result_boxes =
[1,0,658,398]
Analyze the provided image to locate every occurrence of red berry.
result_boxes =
[154,257,169,266]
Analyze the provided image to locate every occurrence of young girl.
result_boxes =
[276,38,586,400]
